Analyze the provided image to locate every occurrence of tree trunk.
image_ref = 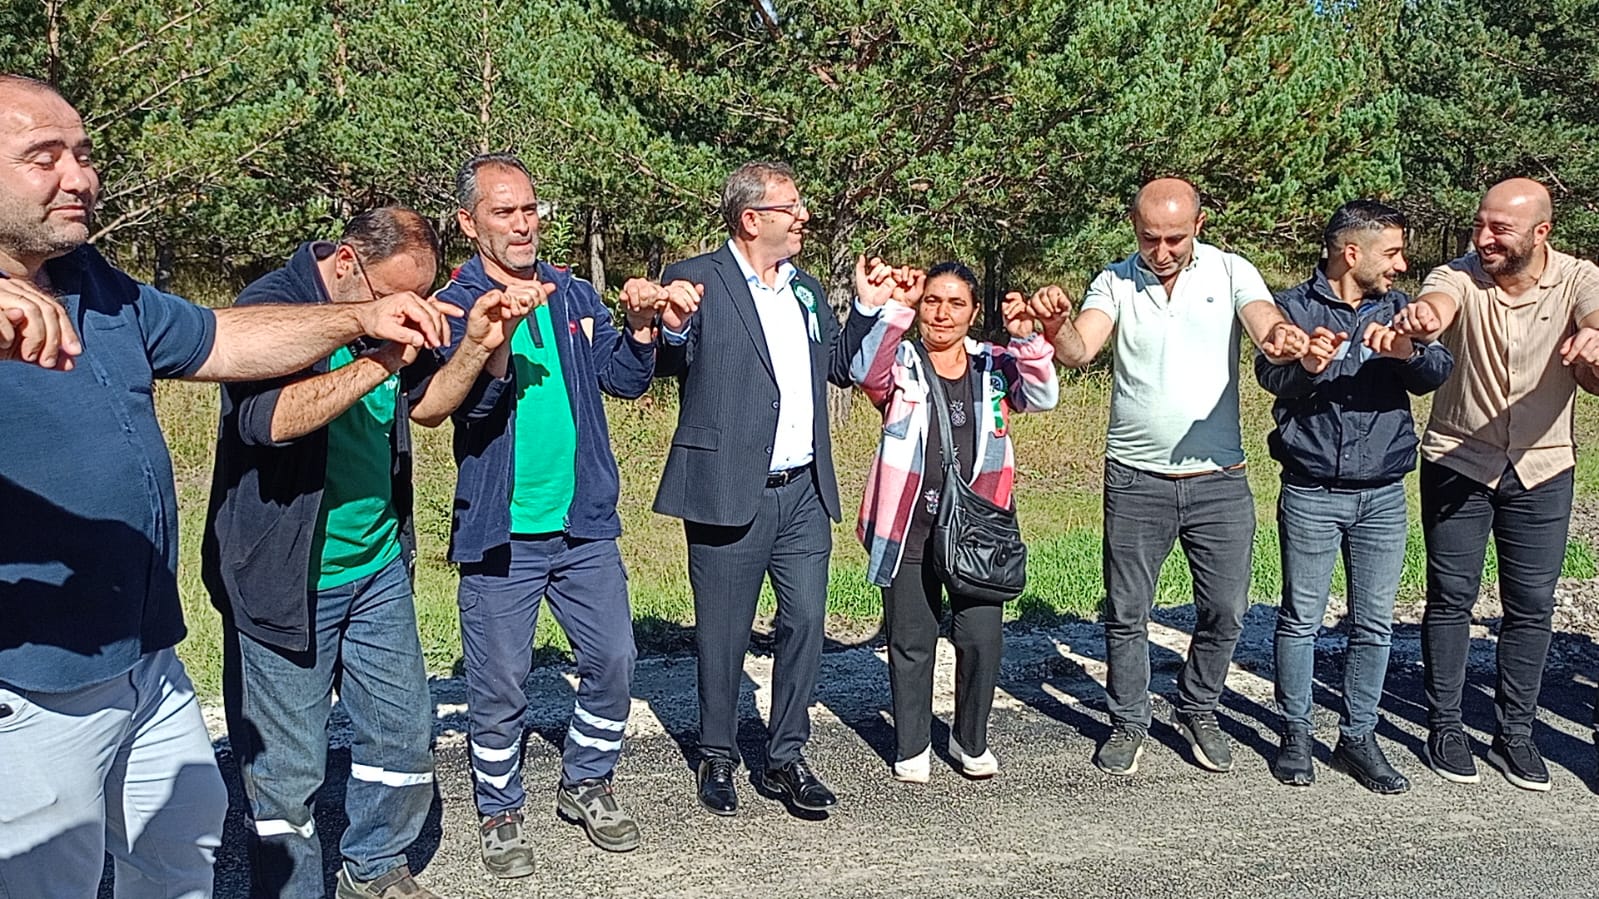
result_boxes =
[44,0,63,85]
[153,232,175,293]
[585,207,607,291]
[647,239,664,281]
[824,208,860,427]
[477,1,495,154]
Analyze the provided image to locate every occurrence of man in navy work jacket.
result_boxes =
[432,152,681,876]
[1256,200,1452,794]
[654,161,878,817]
[0,74,452,899]
[203,206,533,899]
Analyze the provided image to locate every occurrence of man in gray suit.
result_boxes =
[656,161,878,815]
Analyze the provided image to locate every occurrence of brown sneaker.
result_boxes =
[334,864,443,898]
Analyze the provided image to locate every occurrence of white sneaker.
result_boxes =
[949,735,999,778]
[892,746,931,783]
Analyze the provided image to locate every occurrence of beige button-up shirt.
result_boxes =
[1420,247,1599,488]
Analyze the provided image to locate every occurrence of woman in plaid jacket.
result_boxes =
[849,259,1063,783]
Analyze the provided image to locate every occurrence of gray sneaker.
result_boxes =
[1094,725,1146,776]
[479,811,535,879]
[335,865,443,899]
[557,779,641,852]
[1175,711,1234,772]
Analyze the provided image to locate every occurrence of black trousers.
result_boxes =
[686,474,831,767]
[882,556,1004,761]
[1420,460,1573,737]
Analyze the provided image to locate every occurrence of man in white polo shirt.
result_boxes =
[1040,177,1308,776]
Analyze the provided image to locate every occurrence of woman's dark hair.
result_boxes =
[924,260,981,299]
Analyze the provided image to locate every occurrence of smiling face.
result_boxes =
[1472,189,1550,277]
[918,273,978,351]
[458,164,541,278]
[0,84,99,272]
[741,176,809,261]
[1346,226,1409,297]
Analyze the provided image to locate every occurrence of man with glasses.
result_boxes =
[204,206,525,899]
[655,161,877,816]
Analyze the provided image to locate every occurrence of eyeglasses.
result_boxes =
[350,249,382,302]
[748,198,809,217]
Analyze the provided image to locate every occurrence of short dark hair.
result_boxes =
[342,206,441,267]
[720,161,796,235]
[924,260,981,299]
[455,153,532,211]
[1323,200,1407,255]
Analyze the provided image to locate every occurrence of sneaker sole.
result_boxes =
[1331,755,1409,795]
[891,766,930,784]
[1271,766,1314,787]
[480,853,536,880]
[1486,748,1552,793]
[1425,748,1482,785]
[1095,744,1143,777]
[1178,724,1233,773]
[556,793,642,852]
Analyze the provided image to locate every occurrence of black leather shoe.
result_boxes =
[1334,732,1410,795]
[1272,728,1316,787]
[760,757,838,812]
[697,757,739,816]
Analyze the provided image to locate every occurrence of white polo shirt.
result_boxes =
[1081,241,1272,475]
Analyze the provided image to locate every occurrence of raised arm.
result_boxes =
[1239,299,1310,364]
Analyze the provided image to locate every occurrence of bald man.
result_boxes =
[1039,178,1308,776]
[1392,178,1599,792]
[0,74,453,898]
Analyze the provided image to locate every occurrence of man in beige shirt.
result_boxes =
[1393,178,1599,792]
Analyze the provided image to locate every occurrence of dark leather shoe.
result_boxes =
[760,757,838,812]
[1334,732,1410,794]
[1272,728,1316,787]
[696,757,739,816]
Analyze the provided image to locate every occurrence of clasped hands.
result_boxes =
[853,254,1074,340]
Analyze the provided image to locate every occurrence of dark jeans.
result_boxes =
[458,536,636,815]
[1102,458,1255,731]
[687,474,831,767]
[1420,460,1573,737]
[882,557,1004,761]
[1274,480,1406,737]
[224,557,435,898]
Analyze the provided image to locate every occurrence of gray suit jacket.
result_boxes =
[653,244,874,526]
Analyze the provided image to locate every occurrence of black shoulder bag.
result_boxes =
[912,342,1028,603]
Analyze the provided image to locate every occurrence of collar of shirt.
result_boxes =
[1131,242,1205,282]
[727,240,796,294]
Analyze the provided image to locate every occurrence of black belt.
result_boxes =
[765,464,811,488]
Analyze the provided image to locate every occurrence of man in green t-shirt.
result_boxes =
[431,154,688,876]
[204,207,537,899]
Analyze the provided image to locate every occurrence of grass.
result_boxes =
[156,355,1599,699]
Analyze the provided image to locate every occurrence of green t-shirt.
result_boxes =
[509,306,577,533]
[312,345,402,590]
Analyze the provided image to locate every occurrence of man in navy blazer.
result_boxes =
[656,161,879,815]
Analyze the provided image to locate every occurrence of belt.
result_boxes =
[765,464,812,488]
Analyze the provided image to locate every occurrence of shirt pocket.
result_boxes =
[84,313,155,396]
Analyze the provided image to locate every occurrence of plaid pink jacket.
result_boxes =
[850,301,1058,586]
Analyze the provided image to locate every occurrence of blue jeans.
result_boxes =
[224,557,435,898]
[458,536,636,816]
[1274,479,1406,737]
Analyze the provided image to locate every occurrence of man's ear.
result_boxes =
[457,208,479,242]
[1193,210,1207,237]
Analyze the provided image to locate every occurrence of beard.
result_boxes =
[0,206,92,262]
[1480,233,1536,276]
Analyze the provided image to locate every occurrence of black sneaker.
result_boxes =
[1426,727,1480,784]
[1094,725,1145,776]
[1175,711,1233,773]
[1487,733,1551,792]
[1333,732,1410,794]
[1272,729,1315,787]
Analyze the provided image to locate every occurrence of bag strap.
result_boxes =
[911,341,960,475]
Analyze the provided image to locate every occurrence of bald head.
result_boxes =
[1131,178,1202,223]
[0,74,65,105]
[1472,178,1553,278]
[1130,178,1205,279]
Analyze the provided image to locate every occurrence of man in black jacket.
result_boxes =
[203,207,529,899]
[655,161,878,816]
[1255,200,1452,793]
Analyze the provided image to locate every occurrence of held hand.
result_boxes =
[854,255,896,307]
[1362,321,1414,360]
[890,266,925,307]
[1002,292,1036,339]
[357,291,459,349]
[0,277,81,370]
[1028,285,1073,337]
[366,339,420,373]
[1262,320,1310,362]
[660,280,704,331]
[1390,300,1440,337]
[1299,326,1345,374]
[1560,327,1599,369]
[617,278,668,331]
[467,285,548,351]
